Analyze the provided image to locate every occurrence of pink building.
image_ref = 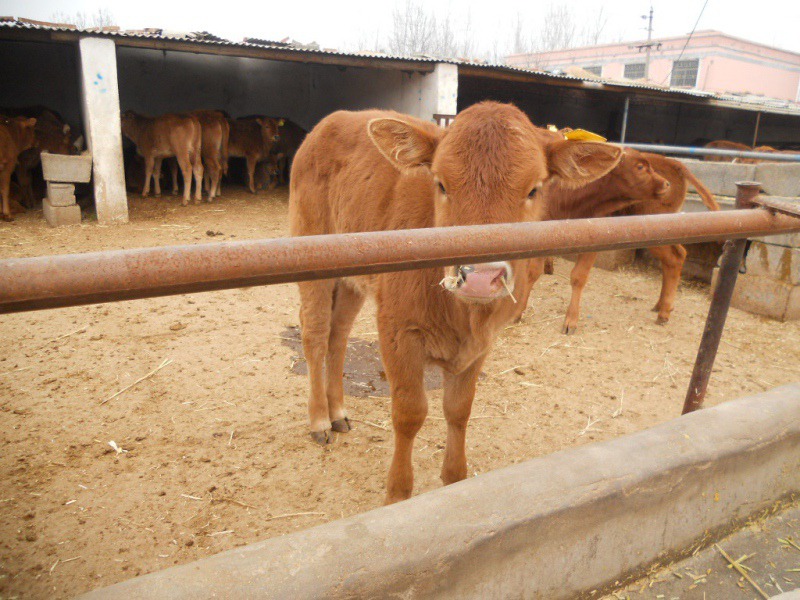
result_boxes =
[506,30,800,103]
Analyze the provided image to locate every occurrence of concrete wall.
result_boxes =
[0,40,83,129]
[80,384,800,599]
[116,48,455,129]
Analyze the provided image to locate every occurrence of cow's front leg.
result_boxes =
[381,330,427,504]
[441,356,485,485]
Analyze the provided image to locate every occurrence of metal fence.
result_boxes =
[1,163,799,416]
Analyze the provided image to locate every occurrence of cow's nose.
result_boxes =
[452,261,513,300]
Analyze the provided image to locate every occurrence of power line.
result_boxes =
[659,0,711,86]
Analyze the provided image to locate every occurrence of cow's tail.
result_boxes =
[682,164,719,211]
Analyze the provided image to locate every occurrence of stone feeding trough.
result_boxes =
[40,150,92,226]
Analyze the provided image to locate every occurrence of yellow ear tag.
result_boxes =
[278,119,285,127]
[564,129,606,142]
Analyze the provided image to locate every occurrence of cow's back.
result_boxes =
[290,110,436,238]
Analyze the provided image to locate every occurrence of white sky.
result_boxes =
[3,0,800,55]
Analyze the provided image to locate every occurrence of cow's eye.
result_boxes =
[637,164,645,170]
[528,187,538,199]
[438,182,447,195]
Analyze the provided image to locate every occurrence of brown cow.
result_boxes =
[268,119,307,186]
[0,116,37,221]
[0,108,75,207]
[289,103,622,504]
[513,147,672,323]
[525,153,718,334]
[120,111,203,205]
[227,117,279,193]
[168,110,230,201]
[703,140,758,163]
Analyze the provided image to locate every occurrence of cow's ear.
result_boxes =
[367,118,440,171]
[24,118,37,129]
[546,140,622,188]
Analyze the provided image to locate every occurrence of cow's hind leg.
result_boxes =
[649,244,687,324]
[192,151,204,203]
[441,356,485,486]
[176,154,193,206]
[563,252,598,334]
[298,280,336,444]
[1,168,13,221]
[326,281,366,433]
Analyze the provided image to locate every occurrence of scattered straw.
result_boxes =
[264,511,326,522]
[577,416,603,437]
[501,277,517,303]
[101,358,173,404]
[349,418,388,431]
[714,544,769,599]
[779,537,800,553]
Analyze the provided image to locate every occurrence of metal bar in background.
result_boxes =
[752,111,762,147]
[616,142,800,162]
[2,208,800,315]
[682,182,763,414]
[620,96,630,143]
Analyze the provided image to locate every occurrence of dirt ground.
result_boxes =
[1,186,799,599]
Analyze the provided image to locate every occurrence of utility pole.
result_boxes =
[643,6,654,81]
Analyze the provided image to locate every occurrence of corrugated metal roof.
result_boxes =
[1,18,799,114]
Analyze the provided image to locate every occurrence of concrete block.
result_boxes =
[749,231,800,248]
[563,249,635,271]
[679,158,757,198]
[46,182,76,207]
[79,384,800,600]
[754,162,800,197]
[43,197,81,227]
[712,267,799,321]
[744,241,800,285]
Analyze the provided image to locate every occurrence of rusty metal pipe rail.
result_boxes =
[2,208,800,315]
[615,143,800,162]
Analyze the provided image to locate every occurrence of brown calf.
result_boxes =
[290,103,622,504]
[121,111,203,205]
[0,108,75,207]
[525,153,718,334]
[228,117,280,193]
[0,116,37,221]
[703,140,758,163]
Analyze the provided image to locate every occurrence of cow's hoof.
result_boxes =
[656,315,670,325]
[561,323,577,335]
[181,200,188,207]
[154,193,161,198]
[651,302,662,313]
[331,417,352,433]
[310,430,332,445]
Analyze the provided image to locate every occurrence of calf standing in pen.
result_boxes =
[120,111,203,205]
[227,117,280,194]
[0,116,37,221]
[520,152,719,333]
[169,110,230,201]
[290,102,622,504]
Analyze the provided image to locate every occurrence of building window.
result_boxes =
[584,65,602,76]
[624,63,645,79]
[670,59,699,87]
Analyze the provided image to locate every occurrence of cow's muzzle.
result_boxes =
[441,261,515,303]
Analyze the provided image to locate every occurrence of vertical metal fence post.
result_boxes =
[682,182,762,414]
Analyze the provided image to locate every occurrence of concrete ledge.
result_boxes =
[680,158,756,197]
[755,162,800,198]
[713,267,800,321]
[80,385,800,599]
[744,241,800,285]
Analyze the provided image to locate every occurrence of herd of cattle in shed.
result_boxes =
[0,106,308,219]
